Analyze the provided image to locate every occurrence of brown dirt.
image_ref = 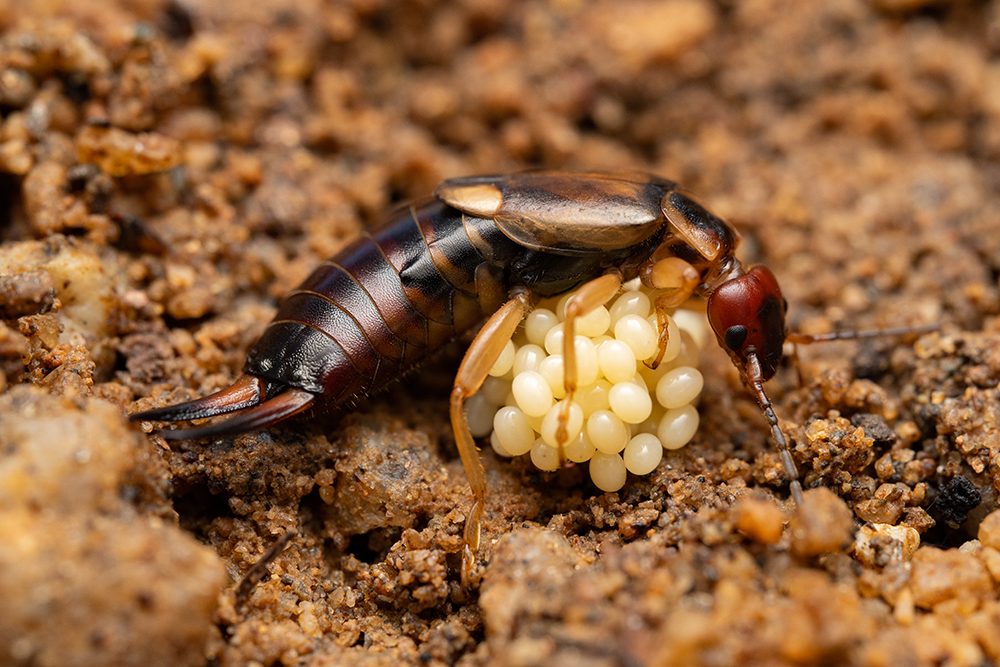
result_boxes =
[1,0,1000,665]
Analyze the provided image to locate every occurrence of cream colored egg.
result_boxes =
[564,430,597,463]
[465,392,498,438]
[544,322,565,356]
[623,433,663,475]
[525,308,559,346]
[492,406,536,456]
[658,404,699,450]
[608,381,652,424]
[512,370,553,417]
[587,409,630,454]
[490,430,513,457]
[538,354,567,399]
[655,366,704,409]
[590,452,627,492]
[609,290,651,327]
[598,339,637,384]
[539,400,584,448]
[672,309,709,350]
[530,439,561,471]
[575,379,612,416]
[480,375,512,406]
[614,314,658,361]
[574,305,611,337]
[513,344,546,375]
[489,339,516,377]
[571,335,601,387]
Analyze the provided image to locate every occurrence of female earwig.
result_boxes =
[130,171,935,579]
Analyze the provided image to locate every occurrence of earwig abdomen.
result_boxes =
[132,176,693,438]
[239,201,508,425]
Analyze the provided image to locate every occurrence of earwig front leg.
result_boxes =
[559,271,623,452]
[451,288,533,588]
[641,256,700,369]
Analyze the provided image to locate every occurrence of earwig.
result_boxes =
[130,171,937,581]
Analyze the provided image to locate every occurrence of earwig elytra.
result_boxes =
[130,171,936,581]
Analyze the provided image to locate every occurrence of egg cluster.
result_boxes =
[464,283,707,492]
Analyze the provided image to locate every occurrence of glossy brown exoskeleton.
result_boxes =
[131,171,935,582]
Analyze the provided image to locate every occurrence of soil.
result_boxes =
[2,0,1000,666]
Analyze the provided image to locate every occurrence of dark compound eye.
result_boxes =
[724,325,748,351]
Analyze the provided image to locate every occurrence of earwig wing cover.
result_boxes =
[436,172,669,255]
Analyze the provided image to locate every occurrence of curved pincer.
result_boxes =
[129,374,315,440]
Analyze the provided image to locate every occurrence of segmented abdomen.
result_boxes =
[244,199,501,405]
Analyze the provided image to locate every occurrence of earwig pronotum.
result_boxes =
[130,171,937,581]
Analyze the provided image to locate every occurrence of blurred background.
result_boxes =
[2,0,1000,665]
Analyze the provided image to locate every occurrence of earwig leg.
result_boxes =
[451,289,533,588]
[559,271,624,453]
[130,374,267,423]
[641,257,700,369]
[745,352,804,506]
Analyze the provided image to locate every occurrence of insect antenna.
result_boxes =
[786,322,940,345]
[785,322,940,387]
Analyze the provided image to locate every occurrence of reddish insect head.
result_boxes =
[706,265,787,380]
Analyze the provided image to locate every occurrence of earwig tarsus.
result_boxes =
[130,171,937,583]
